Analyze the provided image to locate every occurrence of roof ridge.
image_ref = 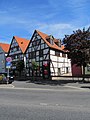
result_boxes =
[0,42,10,45]
[36,30,48,36]
[14,36,29,41]
[0,43,10,53]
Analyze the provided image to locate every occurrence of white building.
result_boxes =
[26,30,71,80]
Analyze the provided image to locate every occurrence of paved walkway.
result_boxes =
[0,84,14,88]
[67,82,90,89]
[13,80,90,90]
[0,80,90,90]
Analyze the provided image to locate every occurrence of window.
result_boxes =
[39,50,43,57]
[28,53,31,59]
[44,43,48,48]
[37,35,41,39]
[41,44,44,49]
[32,41,36,46]
[62,53,66,57]
[36,56,39,61]
[36,51,39,56]
[55,51,60,56]
[26,53,28,58]
[36,39,40,45]
[41,39,44,44]
[43,49,49,54]
[58,68,61,75]
[14,47,16,51]
[19,47,21,51]
[31,51,35,59]
[50,39,54,45]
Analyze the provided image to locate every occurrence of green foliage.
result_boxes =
[31,61,39,70]
[16,60,24,72]
[63,27,90,67]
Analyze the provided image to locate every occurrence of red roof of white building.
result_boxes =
[0,43,10,53]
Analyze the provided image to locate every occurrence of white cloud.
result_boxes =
[67,0,87,9]
[36,23,77,39]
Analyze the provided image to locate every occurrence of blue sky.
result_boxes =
[0,0,90,43]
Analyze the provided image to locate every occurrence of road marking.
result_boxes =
[64,85,86,90]
[56,104,59,106]
[40,103,48,106]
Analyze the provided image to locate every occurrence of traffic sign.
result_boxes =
[6,66,11,68]
[6,62,11,66]
[6,62,12,68]
[6,57,12,62]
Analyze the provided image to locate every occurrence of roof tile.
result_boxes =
[14,36,30,53]
[0,43,10,53]
[36,30,64,51]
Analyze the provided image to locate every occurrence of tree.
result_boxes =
[63,27,90,80]
[31,61,39,80]
[16,60,24,77]
[32,61,39,70]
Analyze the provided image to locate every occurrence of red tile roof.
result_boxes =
[36,30,64,51]
[0,43,10,53]
[14,36,30,53]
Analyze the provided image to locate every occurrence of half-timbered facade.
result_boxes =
[26,30,71,80]
[8,36,29,74]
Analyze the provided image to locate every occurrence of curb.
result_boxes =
[64,85,86,90]
[0,84,14,88]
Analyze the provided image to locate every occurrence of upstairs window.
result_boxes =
[50,39,54,45]
[55,51,60,56]
[46,35,54,45]
[55,39,61,47]
[39,49,43,57]
[31,51,36,59]
[62,53,66,57]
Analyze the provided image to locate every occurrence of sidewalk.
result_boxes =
[67,82,90,89]
[12,80,90,90]
[0,84,14,88]
[0,80,90,90]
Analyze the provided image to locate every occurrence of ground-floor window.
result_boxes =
[66,67,69,73]
[58,68,61,75]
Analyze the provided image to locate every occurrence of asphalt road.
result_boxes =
[0,86,90,120]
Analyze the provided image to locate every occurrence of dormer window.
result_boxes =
[46,35,54,45]
[50,39,54,45]
[21,42,23,44]
[55,39,61,47]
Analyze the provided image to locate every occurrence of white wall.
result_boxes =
[50,50,71,76]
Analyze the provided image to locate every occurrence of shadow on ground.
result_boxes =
[26,79,81,86]
[81,86,90,89]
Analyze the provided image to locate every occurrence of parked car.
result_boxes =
[0,72,14,84]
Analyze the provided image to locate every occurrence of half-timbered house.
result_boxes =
[26,30,71,80]
[8,36,29,75]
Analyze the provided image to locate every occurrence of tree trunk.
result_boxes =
[82,65,85,82]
